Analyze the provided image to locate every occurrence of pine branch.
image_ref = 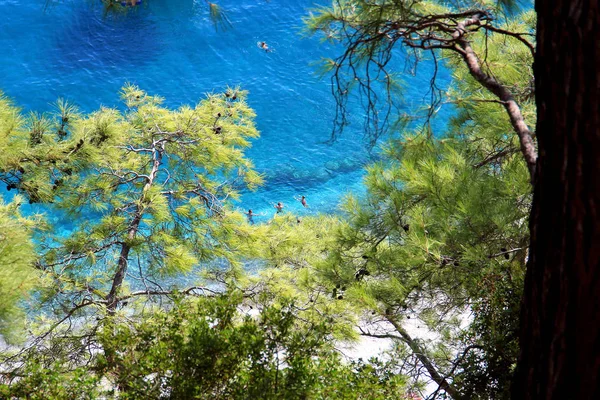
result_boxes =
[311,4,537,182]
[116,286,221,302]
[451,13,537,182]
[481,24,535,57]
[386,315,462,399]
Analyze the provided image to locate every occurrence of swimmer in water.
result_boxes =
[257,41,273,52]
[273,202,284,213]
[244,209,264,224]
[244,209,255,224]
[294,195,308,207]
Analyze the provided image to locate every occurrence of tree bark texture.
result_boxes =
[513,1,600,399]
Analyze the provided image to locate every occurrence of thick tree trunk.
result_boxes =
[513,1,600,399]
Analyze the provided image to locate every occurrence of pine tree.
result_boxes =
[304,2,536,397]
[0,85,263,371]
[307,0,537,180]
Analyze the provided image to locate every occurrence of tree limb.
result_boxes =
[385,316,462,399]
[452,12,537,181]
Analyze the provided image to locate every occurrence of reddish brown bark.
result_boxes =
[513,1,600,399]
[452,13,538,181]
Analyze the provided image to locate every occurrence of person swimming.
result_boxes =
[257,41,273,52]
[244,209,255,224]
[273,202,284,213]
[294,195,308,207]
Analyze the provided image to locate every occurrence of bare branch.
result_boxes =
[116,286,221,302]
[385,315,461,399]
[481,23,535,57]
[473,147,519,169]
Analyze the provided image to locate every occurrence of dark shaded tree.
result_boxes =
[513,1,600,399]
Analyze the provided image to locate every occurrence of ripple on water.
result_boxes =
[51,6,163,72]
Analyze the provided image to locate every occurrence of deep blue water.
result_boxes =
[0,0,451,221]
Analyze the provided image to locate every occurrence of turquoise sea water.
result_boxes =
[0,0,451,221]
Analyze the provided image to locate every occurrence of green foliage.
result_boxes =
[303,1,535,396]
[0,197,40,343]
[321,117,529,396]
[247,214,363,341]
[0,88,408,398]
[315,126,529,397]
[1,292,407,399]
[454,268,524,399]
[98,293,328,399]
[0,361,101,400]
[306,0,535,142]
[316,77,532,393]
[0,86,263,355]
[0,2,539,399]
[446,10,536,124]
[0,92,87,204]
[20,85,262,308]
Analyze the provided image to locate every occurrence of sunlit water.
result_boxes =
[0,0,451,225]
